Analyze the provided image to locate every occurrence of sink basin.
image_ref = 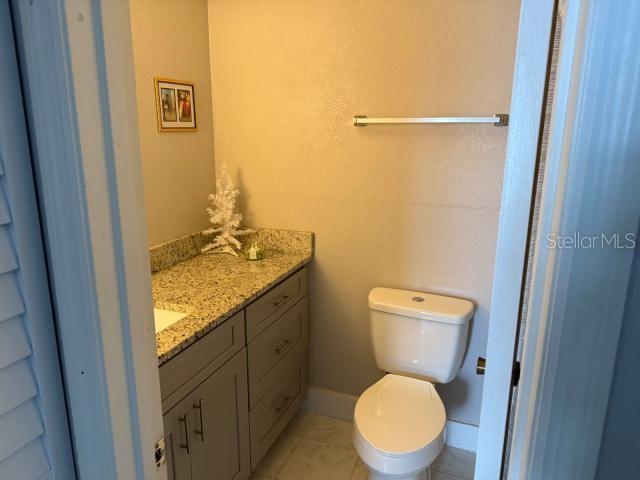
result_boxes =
[154,308,188,333]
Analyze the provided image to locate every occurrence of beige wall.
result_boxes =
[130,0,215,246]
[208,0,520,425]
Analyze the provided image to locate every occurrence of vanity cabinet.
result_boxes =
[163,350,250,480]
[188,351,251,480]
[164,399,192,480]
[160,267,309,480]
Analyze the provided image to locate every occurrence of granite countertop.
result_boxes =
[152,229,313,365]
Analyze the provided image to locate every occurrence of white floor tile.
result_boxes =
[349,458,368,480]
[431,471,468,480]
[304,414,353,448]
[284,410,316,437]
[431,446,476,479]
[255,434,302,477]
[261,411,475,480]
[250,474,274,480]
[277,438,358,480]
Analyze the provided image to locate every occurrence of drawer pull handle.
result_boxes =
[178,414,190,453]
[275,395,293,413]
[275,339,291,354]
[193,399,205,442]
[273,295,290,308]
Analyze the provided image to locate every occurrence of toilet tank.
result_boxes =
[368,288,474,384]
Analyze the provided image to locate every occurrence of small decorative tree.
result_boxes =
[202,163,252,256]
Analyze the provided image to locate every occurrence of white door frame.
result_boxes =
[11,1,166,478]
[507,0,640,477]
[475,0,556,478]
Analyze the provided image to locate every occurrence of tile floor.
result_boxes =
[251,410,476,480]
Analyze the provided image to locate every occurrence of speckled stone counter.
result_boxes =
[152,229,313,365]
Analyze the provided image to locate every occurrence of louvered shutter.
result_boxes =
[0,1,75,477]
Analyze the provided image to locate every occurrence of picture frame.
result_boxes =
[154,77,197,131]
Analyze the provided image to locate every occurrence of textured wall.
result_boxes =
[130,0,215,246]
[208,0,520,425]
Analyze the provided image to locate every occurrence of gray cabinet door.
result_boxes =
[189,350,250,480]
[164,400,192,480]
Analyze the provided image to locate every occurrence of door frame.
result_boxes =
[11,1,166,479]
[474,0,557,478]
[507,0,640,477]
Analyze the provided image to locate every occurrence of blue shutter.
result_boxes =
[0,162,50,479]
[0,1,75,477]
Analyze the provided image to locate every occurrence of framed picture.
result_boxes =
[154,77,197,131]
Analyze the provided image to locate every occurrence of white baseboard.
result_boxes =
[303,386,357,422]
[444,419,478,452]
[303,386,478,452]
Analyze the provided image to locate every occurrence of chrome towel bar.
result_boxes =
[353,114,509,127]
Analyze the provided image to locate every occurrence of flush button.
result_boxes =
[411,296,425,302]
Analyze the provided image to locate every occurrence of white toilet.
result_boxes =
[353,287,474,480]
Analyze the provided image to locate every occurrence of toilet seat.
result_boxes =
[353,374,446,476]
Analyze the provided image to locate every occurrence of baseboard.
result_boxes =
[303,386,478,452]
[443,418,478,452]
[303,386,357,422]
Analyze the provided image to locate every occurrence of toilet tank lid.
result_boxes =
[368,288,474,325]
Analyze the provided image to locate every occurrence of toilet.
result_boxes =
[353,287,474,480]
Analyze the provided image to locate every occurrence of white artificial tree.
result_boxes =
[202,163,251,256]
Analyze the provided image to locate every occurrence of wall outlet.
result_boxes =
[154,436,166,468]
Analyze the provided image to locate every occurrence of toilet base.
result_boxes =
[366,467,430,480]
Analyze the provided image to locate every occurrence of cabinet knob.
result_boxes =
[275,339,291,354]
[273,295,289,308]
[275,395,292,413]
[178,414,191,453]
[273,295,290,308]
[193,399,205,442]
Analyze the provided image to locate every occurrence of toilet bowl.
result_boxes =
[353,375,446,480]
[354,288,474,479]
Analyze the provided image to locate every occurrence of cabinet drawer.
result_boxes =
[248,297,308,407]
[246,267,307,341]
[249,353,308,469]
[160,311,245,412]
